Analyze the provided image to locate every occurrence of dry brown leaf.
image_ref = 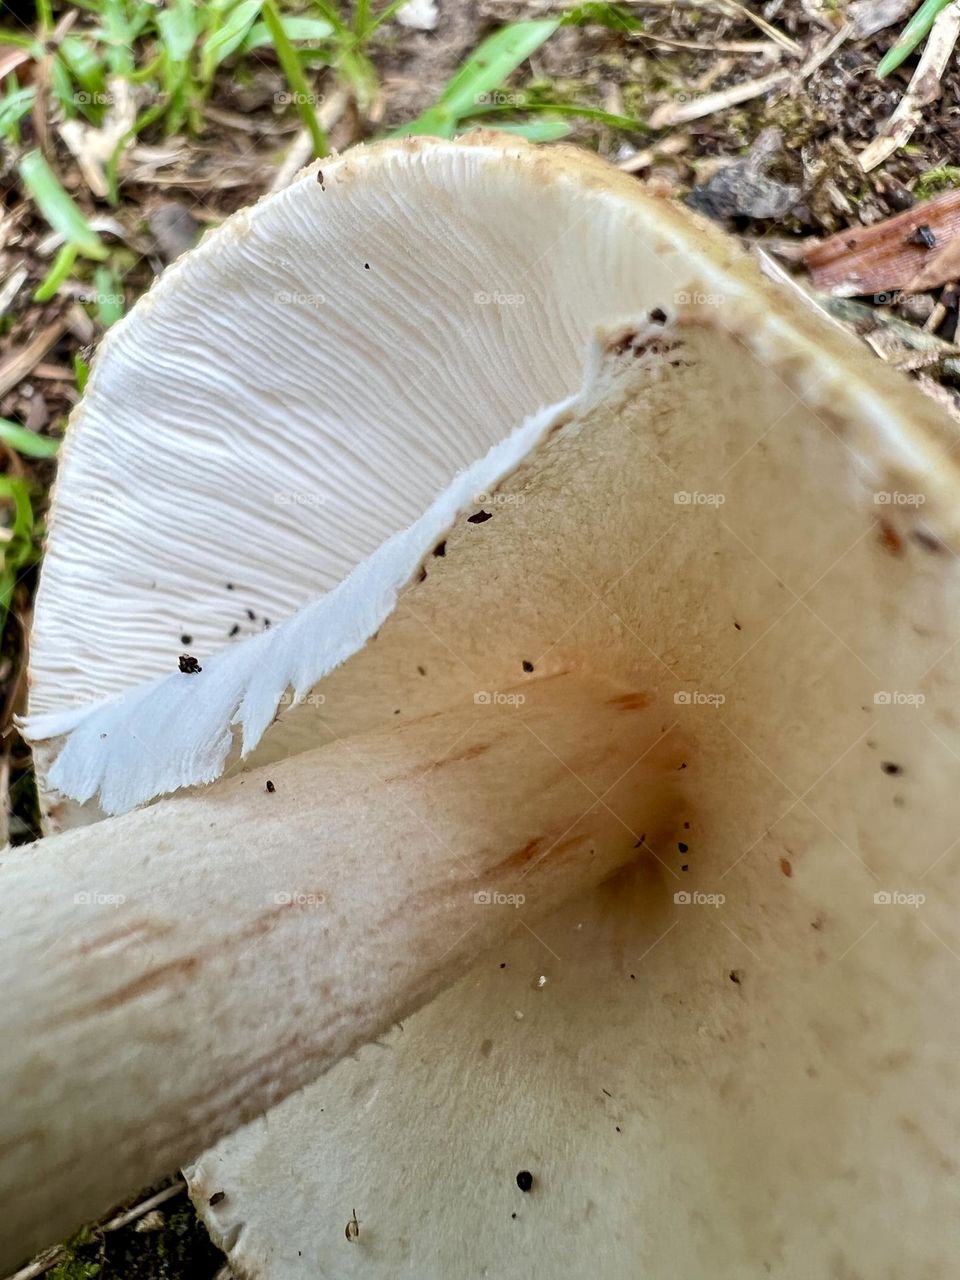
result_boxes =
[803,188,960,296]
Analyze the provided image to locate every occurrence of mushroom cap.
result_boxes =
[26,135,960,1275]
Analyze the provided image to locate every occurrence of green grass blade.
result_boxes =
[261,0,328,155]
[18,151,107,260]
[0,418,60,459]
[93,264,125,327]
[435,19,560,120]
[877,0,950,76]
[243,15,333,49]
[465,100,649,132]
[398,19,560,136]
[467,119,572,141]
[560,3,643,33]
[201,0,263,77]
[0,86,35,143]
[34,243,78,302]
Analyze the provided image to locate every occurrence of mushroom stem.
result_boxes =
[0,671,683,1267]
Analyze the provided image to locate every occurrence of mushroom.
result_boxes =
[10,133,960,1276]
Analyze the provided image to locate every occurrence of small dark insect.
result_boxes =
[649,307,667,324]
[363,262,370,270]
[907,223,936,249]
[229,624,240,637]
[246,608,256,621]
[678,842,688,853]
[881,761,903,776]
[728,969,743,985]
[516,1171,534,1192]
[179,654,202,674]
[468,510,492,524]
[522,660,534,673]
[265,779,275,793]
[181,633,192,645]
[317,169,325,189]
[208,1191,225,1206]
[345,1209,360,1242]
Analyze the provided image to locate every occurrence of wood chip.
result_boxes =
[0,320,67,400]
[649,69,790,129]
[803,188,960,295]
[859,0,960,172]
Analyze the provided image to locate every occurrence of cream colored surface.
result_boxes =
[0,672,681,1268]
[193,315,960,1279]
[22,135,960,1277]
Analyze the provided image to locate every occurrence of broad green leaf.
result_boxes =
[18,151,107,260]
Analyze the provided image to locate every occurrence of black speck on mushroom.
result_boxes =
[468,510,493,524]
[516,1171,534,1192]
[678,842,688,853]
[246,608,255,621]
[881,761,903,776]
[180,633,192,645]
[265,779,275,793]
[728,969,743,985]
[178,654,201,674]
[209,1191,226,1206]
[522,660,534,673]
[649,307,667,324]
[417,665,426,676]
[418,567,427,583]
[433,540,446,557]
[229,624,240,637]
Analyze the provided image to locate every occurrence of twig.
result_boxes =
[649,70,790,128]
[2,1184,186,1280]
[859,0,960,170]
[0,321,67,400]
